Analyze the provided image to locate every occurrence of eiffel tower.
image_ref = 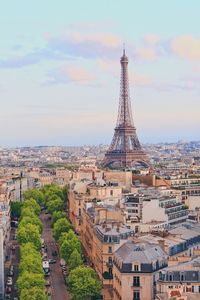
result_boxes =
[104,49,149,168]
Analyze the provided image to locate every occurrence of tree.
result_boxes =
[17,223,41,250]
[19,254,43,274]
[20,242,38,258]
[10,201,23,219]
[17,271,45,294]
[52,211,66,225]
[58,229,76,247]
[60,236,81,262]
[23,189,45,206]
[23,198,41,215]
[43,184,64,202]
[53,218,72,241]
[20,287,47,300]
[68,266,101,300]
[47,198,64,214]
[20,207,37,220]
[19,216,43,234]
[68,249,83,271]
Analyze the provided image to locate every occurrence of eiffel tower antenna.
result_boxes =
[103,49,149,168]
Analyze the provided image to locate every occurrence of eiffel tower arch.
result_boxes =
[103,49,150,168]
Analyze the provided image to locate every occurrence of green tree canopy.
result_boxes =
[42,184,64,201]
[19,254,43,274]
[20,242,38,258]
[17,271,45,295]
[23,189,45,206]
[19,216,43,234]
[68,266,101,300]
[17,223,41,250]
[53,218,72,241]
[10,201,23,219]
[47,198,64,214]
[60,235,81,262]
[22,198,41,215]
[68,249,83,271]
[20,207,37,220]
[52,211,66,225]
[20,287,47,300]
[58,229,76,247]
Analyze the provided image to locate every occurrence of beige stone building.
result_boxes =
[156,257,200,300]
[113,241,167,300]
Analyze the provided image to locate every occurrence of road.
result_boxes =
[40,211,69,300]
[4,227,20,299]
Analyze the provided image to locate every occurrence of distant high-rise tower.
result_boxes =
[104,49,149,168]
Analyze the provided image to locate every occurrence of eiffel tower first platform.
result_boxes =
[103,49,150,169]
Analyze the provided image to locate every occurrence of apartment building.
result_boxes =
[156,257,200,299]
[113,241,167,300]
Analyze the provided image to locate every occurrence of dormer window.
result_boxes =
[132,263,140,272]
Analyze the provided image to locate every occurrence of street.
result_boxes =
[4,227,19,299]
[40,211,69,300]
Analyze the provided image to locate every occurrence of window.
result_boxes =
[192,286,194,293]
[133,276,140,287]
[108,246,112,253]
[108,257,112,263]
[133,291,140,300]
[134,264,139,272]
[110,190,113,196]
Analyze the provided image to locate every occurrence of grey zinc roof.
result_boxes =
[115,241,166,264]
[162,256,200,272]
[170,226,200,240]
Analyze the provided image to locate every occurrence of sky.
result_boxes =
[0,0,200,147]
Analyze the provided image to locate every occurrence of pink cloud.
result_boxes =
[62,66,96,85]
[144,34,160,45]
[171,35,200,60]
[136,47,157,61]
[63,32,121,48]
[129,71,152,87]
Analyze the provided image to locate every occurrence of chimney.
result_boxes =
[116,223,120,232]
[158,240,165,251]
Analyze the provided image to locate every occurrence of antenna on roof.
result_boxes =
[123,42,125,55]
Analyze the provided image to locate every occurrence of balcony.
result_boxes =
[103,271,113,280]
[106,261,113,268]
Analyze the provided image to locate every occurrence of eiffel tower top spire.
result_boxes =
[103,49,149,168]
[116,48,134,128]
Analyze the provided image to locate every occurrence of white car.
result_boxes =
[7,278,12,286]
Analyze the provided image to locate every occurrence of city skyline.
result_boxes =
[1,1,200,147]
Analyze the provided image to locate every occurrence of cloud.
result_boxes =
[171,35,200,60]
[46,32,121,59]
[131,72,152,87]
[45,65,96,85]
[0,54,40,68]
[143,34,160,45]
[1,31,200,71]
[136,47,158,61]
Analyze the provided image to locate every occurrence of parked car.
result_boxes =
[5,286,11,294]
[42,253,48,260]
[13,284,17,291]
[45,280,51,287]
[52,250,57,257]
[6,277,12,286]
[8,269,14,277]
[49,258,56,264]
[60,259,66,267]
